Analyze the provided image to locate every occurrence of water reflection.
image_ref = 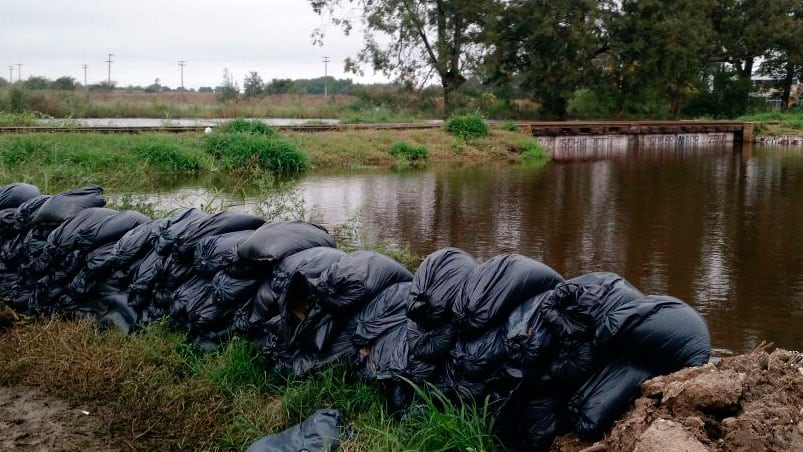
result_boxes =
[123,145,803,353]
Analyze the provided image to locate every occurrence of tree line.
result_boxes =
[310,0,803,118]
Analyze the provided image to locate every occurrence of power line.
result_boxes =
[178,60,186,89]
[105,53,114,85]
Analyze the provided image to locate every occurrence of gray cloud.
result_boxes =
[0,0,385,88]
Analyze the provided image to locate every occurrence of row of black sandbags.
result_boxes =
[0,183,711,451]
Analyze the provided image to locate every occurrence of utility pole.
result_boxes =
[82,64,88,89]
[8,66,12,83]
[16,63,22,81]
[322,56,330,97]
[178,60,186,89]
[105,53,114,86]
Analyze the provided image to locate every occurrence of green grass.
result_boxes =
[220,118,278,136]
[517,139,550,165]
[0,111,40,126]
[389,141,429,166]
[739,111,803,136]
[0,318,499,450]
[205,131,310,173]
[445,114,490,140]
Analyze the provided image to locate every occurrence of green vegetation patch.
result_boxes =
[517,139,550,165]
[388,141,429,165]
[205,131,309,173]
[445,114,490,140]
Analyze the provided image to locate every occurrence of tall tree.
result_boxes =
[243,71,265,98]
[488,0,613,119]
[759,0,803,108]
[607,0,715,117]
[309,0,494,116]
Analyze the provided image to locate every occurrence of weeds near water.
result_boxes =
[518,139,550,165]
[445,114,489,140]
[389,141,429,167]
[205,123,309,173]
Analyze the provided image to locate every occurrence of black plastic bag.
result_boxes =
[128,249,165,296]
[237,220,336,269]
[453,254,563,338]
[506,291,554,371]
[539,272,644,343]
[47,207,117,251]
[568,360,654,441]
[362,321,408,379]
[318,250,413,313]
[0,208,18,237]
[111,219,164,270]
[547,338,599,389]
[153,208,207,255]
[13,195,50,232]
[0,183,40,209]
[352,281,411,347]
[173,211,264,259]
[33,185,106,225]
[97,292,137,335]
[278,327,356,377]
[612,295,711,372]
[193,230,254,277]
[272,246,345,293]
[407,321,456,363]
[451,326,509,380]
[75,210,150,251]
[212,271,260,307]
[160,254,196,290]
[84,242,118,275]
[496,391,565,452]
[246,409,345,452]
[170,275,216,331]
[408,247,478,327]
[233,281,279,338]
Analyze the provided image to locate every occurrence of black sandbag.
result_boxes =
[352,282,411,347]
[363,321,408,379]
[33,185,106,225]
[128,249,165,296]
[97,292,137,335]
[75,210,150,251]
[68,268,98,298]
[407,321,456,363]
[246,409,345,452]
[496,391,565,452]
[569,360,654,441]
[153,208,208,255]
[84,242,117,275]
[212,271,260,307]
[0,208,17,237]
[539,272,644,343]
[453,254,563,338]
[408,247,478,327]
[548,338,599,388]
[170,275,216,331]
[193,230,253,277]
[612,295,711,372]
[271,246,346,293]
[13,195,50,232]
[233,281,279,338]
[0,182,40,209]
[506,290,554,371]
[0,234,23,266]
[113,215,181,269]
[451,326,509,380]
[47,207,117,251]
[237,220,336,269]
[318,250,413,313]
[160,254,196,290]
[173,211,264,259]
[278,327,357,377]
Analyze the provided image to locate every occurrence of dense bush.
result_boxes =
[205,125,309,173]
[445,114,489,139]
[518,139,550,165]
[389,141,429,164]
[132,139,209,172]
[222,118,277,136]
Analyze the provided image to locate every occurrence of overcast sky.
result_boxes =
[0,0,386,88]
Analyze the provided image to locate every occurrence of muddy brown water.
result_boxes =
[125,144,803,354]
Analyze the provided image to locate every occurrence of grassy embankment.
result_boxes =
[739,112,803,137]
[0,318,496,451]
[0,126,533,193]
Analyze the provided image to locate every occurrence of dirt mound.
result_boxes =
[0,386,119,451]
[553,348,803,451]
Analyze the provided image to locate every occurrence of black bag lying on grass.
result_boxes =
[212,271,260,307]
[453,254,563,338]
[0,182,41,209]
[246,409,345,452]
[33,185,106,226]
[233,280,280,339]
[408,247,478,328]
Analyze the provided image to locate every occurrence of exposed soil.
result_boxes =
[552,348,803,451]
[0,386,120,451]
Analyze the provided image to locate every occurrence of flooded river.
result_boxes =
[129,144,803,353]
